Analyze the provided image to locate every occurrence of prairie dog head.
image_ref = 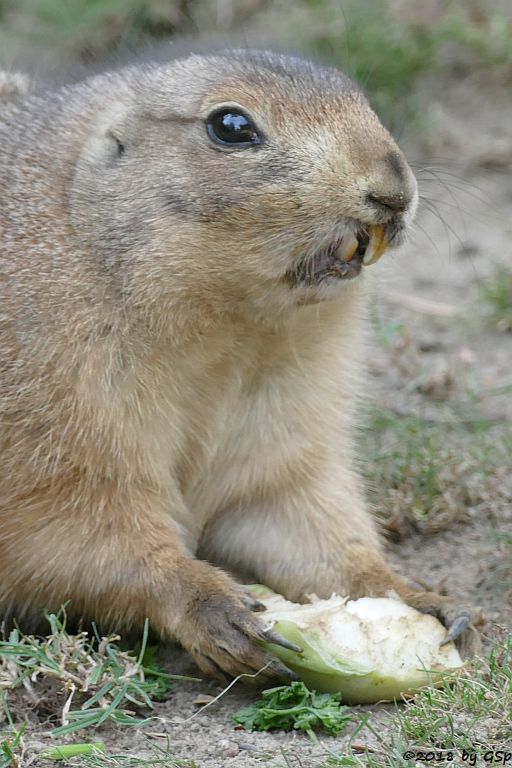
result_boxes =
[71,50,418,318]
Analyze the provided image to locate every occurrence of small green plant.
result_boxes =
[42,738,198,768]
[53,745,198,768]
[0,721,26,768]
[0,613,194,737]
[233,682,353,740]
[43,741,106,761]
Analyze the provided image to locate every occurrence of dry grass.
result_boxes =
[361,409,509,539]
[0,614,181,737]
[0,612,197,765]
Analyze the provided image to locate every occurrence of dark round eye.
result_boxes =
[206,108,262,148]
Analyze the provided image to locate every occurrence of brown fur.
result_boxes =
[0,50,470,679]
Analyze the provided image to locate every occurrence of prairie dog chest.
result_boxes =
[173,322,298,491]
[177,299,363,525]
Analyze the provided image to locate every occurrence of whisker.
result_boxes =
[418,200,479,277]
[412,165,490,203]
[420,198,467,248]
[417,171,468,226]
[418,193,499,230]
[411,218,442,260]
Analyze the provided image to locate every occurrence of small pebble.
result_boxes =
[217,739,230,750]
[239,743,257,752]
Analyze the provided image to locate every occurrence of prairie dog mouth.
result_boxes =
[291,225,389,285]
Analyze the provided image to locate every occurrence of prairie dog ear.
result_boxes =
[0,71,32,102]
[80,98,138,168]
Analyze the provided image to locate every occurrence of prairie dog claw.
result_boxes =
[261,626,303,653]
[441,611,471,645]
[241,593,266,612]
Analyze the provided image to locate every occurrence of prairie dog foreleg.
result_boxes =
[0,483,293,681]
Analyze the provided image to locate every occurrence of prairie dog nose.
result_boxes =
[366,191,410,214]
[365,151,417,219]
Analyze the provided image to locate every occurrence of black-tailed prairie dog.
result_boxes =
[0,50,471,680]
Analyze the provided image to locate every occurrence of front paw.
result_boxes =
[403,590,481,657]
[178,570,301,683]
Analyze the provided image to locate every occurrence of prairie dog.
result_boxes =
[0,50,470,679]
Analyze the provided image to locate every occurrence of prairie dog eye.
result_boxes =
[206,108,262,148]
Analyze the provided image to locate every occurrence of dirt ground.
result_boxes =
[39,71,508,768]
